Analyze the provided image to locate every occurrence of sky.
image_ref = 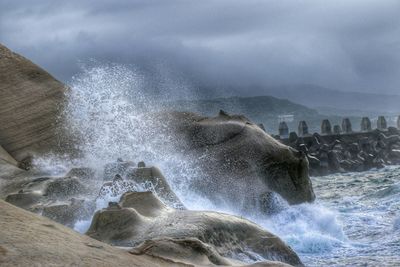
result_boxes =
[1,0,400,96]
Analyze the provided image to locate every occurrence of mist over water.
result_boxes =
[36,63,400,266]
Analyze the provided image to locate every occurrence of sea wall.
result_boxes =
[274,116,400,175]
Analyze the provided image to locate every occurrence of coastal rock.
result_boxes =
[98,166,185,209]
[0,145,18,166]
[131,238,293,266]
[0,43,72,161]
[103,158,136,181]
[0,198,295,267]
[161,111,315,207]
[0,199,185,267]
[67,167,96,181]
[3,172,93,225]
[41,198,94,227]
[87,191,304,267]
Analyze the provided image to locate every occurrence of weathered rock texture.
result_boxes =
[0,43,70,161]
[158,111,315,207]
[0,158,298,266]
[98,163,185,209]
[0,145,18,166]
[87,191,303,266]
[2,172,95,226]
[0,199,184,267]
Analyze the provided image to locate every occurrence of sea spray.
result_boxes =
[55,62,384,265]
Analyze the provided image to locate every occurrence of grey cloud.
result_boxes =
[0,0,399,95]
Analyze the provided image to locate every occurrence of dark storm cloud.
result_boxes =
[0,0,399,94]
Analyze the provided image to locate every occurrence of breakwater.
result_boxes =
[273,115,400,175]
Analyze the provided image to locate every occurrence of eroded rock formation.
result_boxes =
[87,191,303,266]
[0,44,73,162]
[0,199,187,267]
[157,111,315,207]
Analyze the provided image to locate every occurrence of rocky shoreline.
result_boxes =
[0,43,310,266]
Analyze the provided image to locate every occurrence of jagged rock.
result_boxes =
[18,155,33,170]
[297,121,309,137]
[5,191,42,210]
[377,116,387,130]
[342,118,352,133]
[44,177,86,198]
[321,119,332,135]
[360,117,372,132]
[126,166,183,207]
[388,127,399,135]
[42,198,94,227]
[98,174,141,199]
[103,158,136,181]
[67,167,96,181]
[98,167,185,209]
[378,133,400,148]
[87,191,304,267]
[4,175,89,222]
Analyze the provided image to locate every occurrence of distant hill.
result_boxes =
[165,96,358,134]
[261,84,400,115]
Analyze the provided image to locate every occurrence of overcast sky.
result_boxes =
[1,0,399,95]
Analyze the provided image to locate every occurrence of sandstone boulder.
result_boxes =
[157,111,314,207]
[87,191,303,267]
[3,172,93,225]
[98,166,185,209]
[0,199,184,267]
[0,43,72,161]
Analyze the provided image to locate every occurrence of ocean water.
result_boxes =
[172,166,400,266]
[63,64,400,266]
[267,166,400,267]
[71,164,400,266]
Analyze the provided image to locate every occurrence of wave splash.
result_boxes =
[44,62,349,264]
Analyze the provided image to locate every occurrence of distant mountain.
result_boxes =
[261,84,400,115]
[166,95,358,134]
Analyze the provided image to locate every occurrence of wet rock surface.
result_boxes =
[87,191,303,266]
[159,111,315,207]
[0,160,302,266]
[3,174,95,226]
[0,199,186,267]
[0,43,305,267]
